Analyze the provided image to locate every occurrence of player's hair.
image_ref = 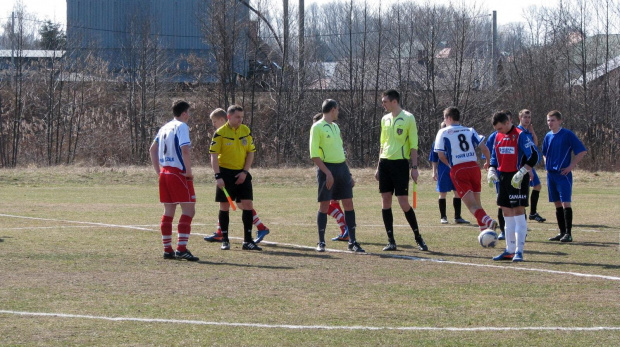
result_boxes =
[492,111,510,125]
[312,113,323,123]
[500,109,513,119]
[172,100,190,117]
[382,89,400,103]
[322,99,338,114]
[209,108,227,120]
[443,106,460,121]
[227,104,243,114]
[547,110,562,120]
[518,109,531,117]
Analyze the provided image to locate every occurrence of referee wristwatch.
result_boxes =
[410,165,418,169]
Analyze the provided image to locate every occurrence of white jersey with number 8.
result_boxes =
[434,125,485,167]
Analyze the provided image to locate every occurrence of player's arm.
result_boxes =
[431,162,438,181]
[562,150,587,175]
[211,153,224,189]
[437,151,450,168]
[479,144,491,170]
[312,157,334,190]
[409,147,419,183]
[181,145,193,180]
[149,140,160,175]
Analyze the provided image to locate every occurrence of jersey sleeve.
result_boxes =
[309,122,322,159]
[246,133,256,153]
[408,116,418,150]
[177,123,191,147]
[569,131,587,154]
[471,128,485,148]
[379,117,387,155]
[209,131,223,154]
[429,144,438,162]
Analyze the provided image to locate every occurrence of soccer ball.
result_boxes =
[478,229,498,248]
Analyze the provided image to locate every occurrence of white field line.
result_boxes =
[1,213,618,281]
[0,310,619,332]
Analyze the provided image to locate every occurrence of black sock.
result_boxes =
[317,211,327,243]
[564,207,573,235]
[242,209,253,242]
[382,208,395,243]
[530,190,540,214]
[498,208,505,232]
[556,207,566,235]
[453,197,462,219]
[219,210,230,242]
[344,210,356,243]
[438,198,447,219]
[404,207,421,238]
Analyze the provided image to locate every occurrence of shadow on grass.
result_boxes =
[194,259,295,269]
[573,224,616,230]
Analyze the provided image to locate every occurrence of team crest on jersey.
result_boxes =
[499,146,515,154]
[242,138,248,146]
[397,128,403,135]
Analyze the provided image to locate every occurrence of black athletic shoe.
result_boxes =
[382,243,397,251]
[548,234,563,241]
[163,251,175,259]
[242,242,262,251]
[175,249,199,261]
[415,236,428,251]
[560,234,573,242]
[529,213,546,223]
[348,241,365,253]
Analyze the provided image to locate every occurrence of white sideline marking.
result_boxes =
[1,213,618,281]
[1,310,619,331]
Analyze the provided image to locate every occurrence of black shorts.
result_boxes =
[317,162,353,202]
[378,159,410,196]
[215,167,253,203]
[497,171,529,208]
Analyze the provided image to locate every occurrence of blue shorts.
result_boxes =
[547,171,573,203]
[436,169,455,193]
[529,168,541,187]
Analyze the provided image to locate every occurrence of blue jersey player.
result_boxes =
[517,109,546,223]
[429,123,469,225]
[542,110,587,243]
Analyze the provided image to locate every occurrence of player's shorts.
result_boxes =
[547,171,573,203]
[215,167,253,203]
[497,171,530,208]
[378,159,410,196]
[449,161,481,198]
[159,167,196,204]
[529,167,541,187]
[436,168,455,193]
[317,162,353,202]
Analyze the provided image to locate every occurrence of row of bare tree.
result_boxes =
[0,0,618,170]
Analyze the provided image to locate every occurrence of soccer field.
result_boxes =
[1,167,619,346]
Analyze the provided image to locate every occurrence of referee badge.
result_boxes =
[397,128,403,135]
[242,138,248,146]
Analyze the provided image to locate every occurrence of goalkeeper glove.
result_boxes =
[511,167,528,188]
[487,167,499,188]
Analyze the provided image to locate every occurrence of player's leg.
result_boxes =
[216,180,232,250]
[238,176,261,250]
[252,208,270,244]
[379,160,397,250]
[560,201,573,242]
[175,202,198,261]
[341,198,364,252]
[329,200,349,241]
[453,194,469,224]
[316,166,332,252]
[528,169,546,222]
[397,194,428,251]
[494,208,516,261]
[161,203,176,259]
[438,191,448,224]
[547,173,568,241]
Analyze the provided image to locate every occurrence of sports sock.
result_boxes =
[453,197,462,219]
[438,198,447,219]
[328,201,347,235]
[344,210,357,243]
[176,214,192,252]
[216,222,222,236]
[252,209,268,231]
[317,211,328,243]
[498,208,505,232]
[161,215,174,252]
[504,216,516,253]
[219,210,230,242]
[563,207,573,235]
[404,207,421,238]
[242,209,253,242]
[514,214,527,253]
[382,208,395,243]
[530,190,540,215]
[555,207,566,235]
[474,209,491,229]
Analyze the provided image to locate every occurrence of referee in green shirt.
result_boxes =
[309,99,365,253]
[375,89,428,251]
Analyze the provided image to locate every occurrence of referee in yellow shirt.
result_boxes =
[375,89,428,252]
[309,99,365,253]
[210,105,262,251]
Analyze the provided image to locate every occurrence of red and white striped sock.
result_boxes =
[161,215,174,253]
[328,201,347,234]
[216,222,222,236]
[252,209,268,231]
[474,209,491,230]
[176,214,192,252]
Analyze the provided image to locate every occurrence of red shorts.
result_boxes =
[450,161,481,198]
[159,167,196,203]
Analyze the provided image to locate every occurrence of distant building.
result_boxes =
[0,50,65,70]
[66,0,250,82]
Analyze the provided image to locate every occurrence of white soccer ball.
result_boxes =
[478,229,498,248]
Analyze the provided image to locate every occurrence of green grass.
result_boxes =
[0,167,619,346]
